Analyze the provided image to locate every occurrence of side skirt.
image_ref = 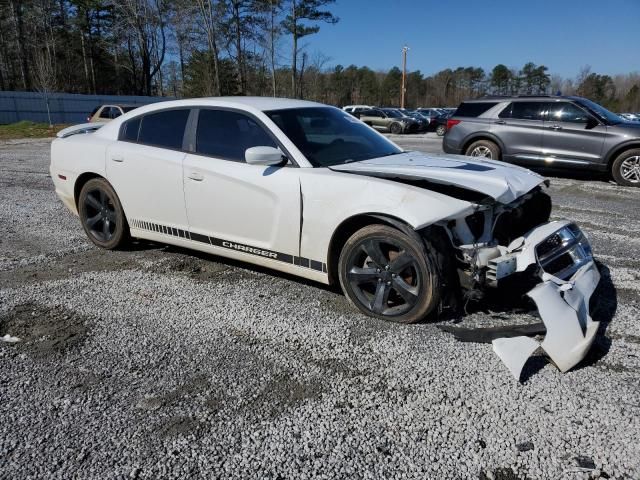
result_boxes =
[129,219,329,284]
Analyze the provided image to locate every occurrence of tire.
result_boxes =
[78,177,130,249]
[436,124,446,136]
[389,122,402,134]
[338,224,441,324]
[465,139,500,160]
[611,149,640,187]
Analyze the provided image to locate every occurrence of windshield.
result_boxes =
[265,107,402,167]
[574,98,622,124]
[384,109,402,118]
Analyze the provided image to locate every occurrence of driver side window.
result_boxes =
[547,103,591,124]
[195,109,277,162]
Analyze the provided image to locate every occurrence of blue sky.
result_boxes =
[306,0,640,78]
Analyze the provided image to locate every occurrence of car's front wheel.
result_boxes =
[338,224,441,324]
[78,178,130,249]
[389,122,403,134]
[465,139,500,160]
[611,149,640,187]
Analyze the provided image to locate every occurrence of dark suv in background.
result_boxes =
[443,96,640,186]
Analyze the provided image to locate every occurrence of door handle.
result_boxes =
[494,120,506,125]
[187,172,204,182]
[111,155,124,162]
[548,124,562,130]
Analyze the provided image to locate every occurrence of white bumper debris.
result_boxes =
[490,221,601,379]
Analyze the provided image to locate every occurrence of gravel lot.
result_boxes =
[1,135,639,479]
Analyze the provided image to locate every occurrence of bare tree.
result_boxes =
[195,0,222,95]
[115,0,167,95]
[33,47,57,126]
[267,0,281,96]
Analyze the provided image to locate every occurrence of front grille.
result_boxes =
[535,224,593,279]
[536,233,563,258]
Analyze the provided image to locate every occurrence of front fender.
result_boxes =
[299,168,474,265]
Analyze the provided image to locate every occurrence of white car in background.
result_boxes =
[50,97,600,379]
[87,104,140,123]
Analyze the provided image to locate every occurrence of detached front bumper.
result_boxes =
[488,221,601,379]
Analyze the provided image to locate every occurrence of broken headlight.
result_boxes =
[535,224,593,280]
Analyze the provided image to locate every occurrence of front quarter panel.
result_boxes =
[299,169,474,265]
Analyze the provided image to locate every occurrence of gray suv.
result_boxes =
[443,96,640,187]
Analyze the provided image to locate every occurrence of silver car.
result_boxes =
[443,96,640,187]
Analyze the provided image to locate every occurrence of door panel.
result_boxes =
[106,108,191,231]
[542,102,606,166]
[183,154,301,256]
[106,142,189,229]
[491,101,546,164]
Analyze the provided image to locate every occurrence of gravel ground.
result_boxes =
[1,137,639,479]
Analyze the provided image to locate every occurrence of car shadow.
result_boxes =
[576,261,616,368]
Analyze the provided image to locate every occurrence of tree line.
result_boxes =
[1,0,639,113]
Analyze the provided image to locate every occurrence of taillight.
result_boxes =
[447,119,461,130]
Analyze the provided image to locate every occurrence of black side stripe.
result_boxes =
[130,219,325,272]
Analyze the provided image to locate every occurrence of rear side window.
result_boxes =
[99,107,112,119]
[454,102,498,117]
[121,116,141,142]
[137,109,190,149]
[195,109,276,162]
[499,102,545,120]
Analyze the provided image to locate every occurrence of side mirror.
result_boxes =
[586,116,599,129]
[245,146,286,166]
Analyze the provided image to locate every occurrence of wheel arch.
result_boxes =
[74,171,106,208]
[326,213,418,286]
[605,142,640,171]
[461,133,505,158]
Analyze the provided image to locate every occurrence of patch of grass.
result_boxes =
[0,121,71,140]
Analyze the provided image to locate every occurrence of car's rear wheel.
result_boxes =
[389,122,403,134]
[465,139,500,160]
[611,149,640,187]
[78,178,130,249]
[338,224,441,324]
[436,124,446,136]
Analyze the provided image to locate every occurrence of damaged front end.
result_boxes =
[434,189,600,379]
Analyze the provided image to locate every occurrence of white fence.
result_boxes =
[0,91,172,124]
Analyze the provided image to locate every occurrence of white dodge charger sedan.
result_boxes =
[50,97,601,378]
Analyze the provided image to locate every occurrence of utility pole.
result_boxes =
[401,45,409,108]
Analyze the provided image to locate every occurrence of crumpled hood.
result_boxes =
[330,151,546,204]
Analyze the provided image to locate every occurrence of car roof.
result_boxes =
[462,95,588,103]
[93,97,334,139]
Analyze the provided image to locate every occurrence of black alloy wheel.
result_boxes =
[338,225,440,324]
[78,178,129,249]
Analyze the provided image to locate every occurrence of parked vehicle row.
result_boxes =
[342,105,457,135]
[443,95,640,187]
[618,113,640,122]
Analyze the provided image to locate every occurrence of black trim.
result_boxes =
[130,219,324,272]
[190,232,210,244]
